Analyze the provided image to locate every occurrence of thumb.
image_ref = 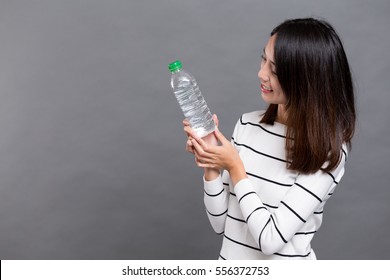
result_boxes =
[214,126,229,145]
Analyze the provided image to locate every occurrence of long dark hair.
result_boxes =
[261,18,356,174]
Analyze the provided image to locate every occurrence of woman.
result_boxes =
[184,18,355,260]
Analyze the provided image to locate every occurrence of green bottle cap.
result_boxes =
[168,60,182,72]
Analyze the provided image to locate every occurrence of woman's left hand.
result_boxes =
[184,123,247,186]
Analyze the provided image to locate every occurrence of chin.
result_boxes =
[261,92,274,102]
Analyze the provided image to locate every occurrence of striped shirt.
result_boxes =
[203,110,347,260]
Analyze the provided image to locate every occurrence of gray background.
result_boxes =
[0,0,389,260]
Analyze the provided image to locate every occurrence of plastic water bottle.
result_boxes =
[169,60,215,137]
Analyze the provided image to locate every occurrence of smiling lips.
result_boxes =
[261,83,273,93]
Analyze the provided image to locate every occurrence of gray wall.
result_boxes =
[0,0,389,259]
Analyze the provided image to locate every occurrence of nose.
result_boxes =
[258,65,269,83]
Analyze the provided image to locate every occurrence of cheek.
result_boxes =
[271,79,281,94]
[278,91,288,104]
[272,83,287,102]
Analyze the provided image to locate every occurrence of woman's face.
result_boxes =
[258,35,287,106]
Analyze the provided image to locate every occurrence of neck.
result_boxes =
[276,104,288,124]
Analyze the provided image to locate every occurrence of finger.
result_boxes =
[195,134,213,152]
[183,119,190,126]
[186,140,195,154]
[193,144,219,168]
[185,126,216,153]
[214,126,230,145]
[195,156,216,169]
[194,150,212,164]
[184,125,197,138]
[194,155,208,168]
[184,125,196,137]
[187,139,194,149]
[184,129,210,154]
[191,138,205,156]
[212,114,219,127]
[194,150,204,164]
[191,139,214,160]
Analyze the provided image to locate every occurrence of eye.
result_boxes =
[261,54,277,76]
[260,54,266,67]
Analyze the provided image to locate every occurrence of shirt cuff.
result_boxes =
[234,178,255,201]
[203,174,224,195]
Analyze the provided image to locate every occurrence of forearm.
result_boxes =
[204,168,220,181]
[204,160,247,186]
[203,173,229,235]
[229,158,247,186]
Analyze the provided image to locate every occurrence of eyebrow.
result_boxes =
[262,47,276,66]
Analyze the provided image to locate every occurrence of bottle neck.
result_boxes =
[171,68,182,74]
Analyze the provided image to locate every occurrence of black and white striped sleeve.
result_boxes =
[202,117,242,235]
[203,175,229,235]
[234,151,346,255]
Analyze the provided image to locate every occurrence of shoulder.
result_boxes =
[240,110,266,123]
[235,110,286,139]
